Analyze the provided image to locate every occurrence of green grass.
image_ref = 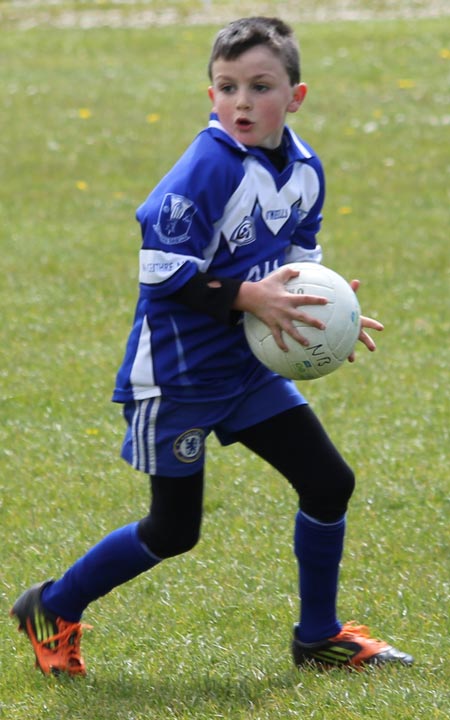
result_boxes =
[1,3,449,718]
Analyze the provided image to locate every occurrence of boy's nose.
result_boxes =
[236,90,252,109]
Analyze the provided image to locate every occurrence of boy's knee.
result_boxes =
[301,463,355,523]
[335,462,356,505]
[137,515,201,559]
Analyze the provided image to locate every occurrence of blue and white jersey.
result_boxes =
[113,113,325,403]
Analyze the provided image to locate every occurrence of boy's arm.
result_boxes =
[172,266,330,353]
[170,271,243,325]
[286,153,325,264]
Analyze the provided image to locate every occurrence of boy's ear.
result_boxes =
[208,86,217,112]
[287,82,308,113]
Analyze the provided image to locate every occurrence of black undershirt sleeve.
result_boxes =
[170,271,244,326]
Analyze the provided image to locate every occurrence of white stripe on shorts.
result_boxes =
[131,400,143,470]
[136,399,149,472]
[130,397,162,474]
[147,396,160,475]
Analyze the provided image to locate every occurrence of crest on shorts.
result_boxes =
[173,428,205,463]
[153,193,196,245]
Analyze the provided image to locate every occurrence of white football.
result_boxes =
[243,262,361,380]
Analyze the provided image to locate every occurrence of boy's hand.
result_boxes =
[347,279,384,362]
[234,266,328,351]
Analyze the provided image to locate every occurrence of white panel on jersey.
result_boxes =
[285,243,323,264]
[130,316,161,399]
[216,157,320,253]
[139,249,207,285]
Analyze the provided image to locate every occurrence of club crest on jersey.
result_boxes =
[173,428,205,464]
[229,216,256,250]
[292,197,308,225]
[154,193,196,245]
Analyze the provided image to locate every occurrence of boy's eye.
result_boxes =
[254,83,270,92]
[219,84,235,94]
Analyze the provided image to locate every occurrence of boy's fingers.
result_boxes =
[291,294,328,306]
[360,315,384,331]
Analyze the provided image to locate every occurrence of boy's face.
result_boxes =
[208,45,306,150]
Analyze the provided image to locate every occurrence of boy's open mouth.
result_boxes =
[236,118,253,129]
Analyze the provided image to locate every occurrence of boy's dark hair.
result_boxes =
[208,17,300,85]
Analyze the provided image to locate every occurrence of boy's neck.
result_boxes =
[257,141,287,172]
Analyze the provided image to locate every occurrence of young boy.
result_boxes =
[11,16,413,675]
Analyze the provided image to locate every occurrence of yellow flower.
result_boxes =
[439,48,450,59]
[146,113,160,124]
[86,428,99,435]
[338,206,352,215]
[78,108,92,119]
[397,79,416,89]
[76,180,88,191]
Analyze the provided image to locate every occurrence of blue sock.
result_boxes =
[41,522,160,622]
[294,510,345,643]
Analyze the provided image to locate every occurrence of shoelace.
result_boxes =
[337,622,386,647]
[28,617,92,665]
[340,622,371,637]
[58,620,92,667]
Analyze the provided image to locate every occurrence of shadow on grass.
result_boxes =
[43,659,416,720]
[43,664,307,719]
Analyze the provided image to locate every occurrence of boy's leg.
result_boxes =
[42,472,204,620]
[235,402,413,667]
[235,403,353,642]
[11,470,204,675]
[41,522,161,622]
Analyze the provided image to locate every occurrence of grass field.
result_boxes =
[1,2,449,718]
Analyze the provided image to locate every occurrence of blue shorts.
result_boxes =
[120,374,306,477]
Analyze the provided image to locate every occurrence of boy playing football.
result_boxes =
[11,16,413,675]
